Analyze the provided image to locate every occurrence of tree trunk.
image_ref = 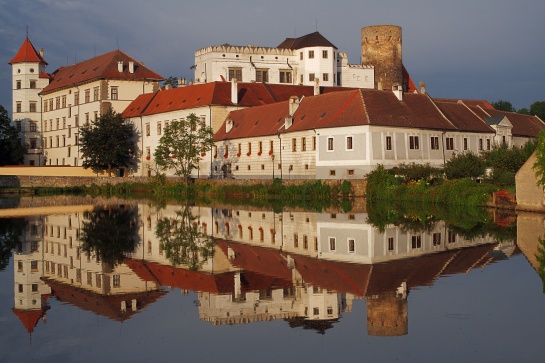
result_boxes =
[108,164,112,177]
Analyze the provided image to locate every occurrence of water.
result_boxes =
[1,197,545,363]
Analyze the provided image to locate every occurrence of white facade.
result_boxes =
[194,38,374,89]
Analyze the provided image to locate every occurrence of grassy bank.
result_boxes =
[366,165,498,206]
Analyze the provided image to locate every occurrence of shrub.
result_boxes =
[390,162,442,183]
[444,152,485,180]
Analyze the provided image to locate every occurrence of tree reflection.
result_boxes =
[536,237,545,294]
[0,218,26,271]
[80,205,139,268]
[155,204,214,270]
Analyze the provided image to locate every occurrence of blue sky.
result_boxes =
[1,0,544,115]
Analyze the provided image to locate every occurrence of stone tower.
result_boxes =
[361,25,403,91]
[9,37,49,165]
[366,291,408,336]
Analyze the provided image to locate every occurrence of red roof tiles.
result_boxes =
[482,108,545,137]
[277,32,337,50]
[40,50,163,95]
[434,101,494,133]
[9,38,47,65]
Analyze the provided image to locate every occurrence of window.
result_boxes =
[431,136,439,150]
[146,123,150,136]
[386,136,392,150]
[329,237,336,251]
[44,100,48,112]
[301,137,306,151]
[486,139,491,150]
[446,137,454,150]
[312,136,316,150]
[300,52,303,60]
[84,89,90,103]
[411,235,422,249]
[56,118,59,129]
[62,96,66,108]
[346,136,353,150]
[16,80,21,89]
[292,138,297,152]
[433,233,441,246]
[303,235,308,250]
[31,260,38,271]
[256,69,268,82]
[409,136,419,150]
[348,169,354,175]
[157,122,162,135]
[30,138,37,149]
[329,170,336,176]
[348,239,355,253]
[30,80,36,89]
[49,99,53,110]
[448,231,456,243]
[479,138,483,150]
[294,234,298,248]
[74,92,79,105]
[269,140,274,154]
[56,97,60,109]
[309,73,315,82]
[258,141,262,154]
[113,275,121,287]
[228,68,242,81]
[16,102,21,113]
[308,50,314,59]
[322,50,328,58]
[279,70,292,83]
[93,87,99,101]
[30,122,36,132]
[29,102,36,112]
[111,86,118,100]
[463,138,468,150]
[300,74,304,84]
[327,137,334,151]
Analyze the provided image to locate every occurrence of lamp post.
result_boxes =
[271,154,275,179]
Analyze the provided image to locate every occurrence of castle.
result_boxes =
[8,26,544,178]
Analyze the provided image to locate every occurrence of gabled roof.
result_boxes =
[40,50,163,95]
[277,31,337,50]
[434,98,495,110]
[122,82,346,119]
[486,115,510,126]
[12,307,48,334]
[216,89,460,141]
[481,108,545,138]
[9,38,47,65]
[434,101,494,133]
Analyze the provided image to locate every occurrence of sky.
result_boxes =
[0,0,544,116]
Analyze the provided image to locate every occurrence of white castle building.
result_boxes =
[193,31,374,89]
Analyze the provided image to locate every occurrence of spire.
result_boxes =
[9,38,48,65]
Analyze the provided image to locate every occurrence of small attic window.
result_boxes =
[300,115,305,120]
[169,101,173,105]
[196,97,201,101]
[82,70,87,74]
[182,99,186,103]
[261,56,264,59]
[278,117,282,123]
[255,120,259,125]
[69,74,73,78]
[321,112,326,118]
[222,54,225,57]
[93,67,99,71]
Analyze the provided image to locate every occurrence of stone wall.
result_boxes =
[515,151,545,211]
[0,175,151,188]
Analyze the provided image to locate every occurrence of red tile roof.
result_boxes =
[40,50,163,95]
[434,101,494,133]
[434,98,495,110]
[9,38,47,65]
[277,32,337,49]
[215,88,464,141]
[481,108,545,137]
[122,82,343,119]
[43,277,167,322]
[12,308,47,334]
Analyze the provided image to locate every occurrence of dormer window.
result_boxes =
[226,119,233,133]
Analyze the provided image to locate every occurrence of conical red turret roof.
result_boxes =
[9,38,48,65]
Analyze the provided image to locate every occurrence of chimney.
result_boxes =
[392,84,403,101]
[419,81,426,95]
[117,61,123,73]
[128,61,134,74]
[178,77,184,87]
[165,83,172,90]
[231,78,238,104]
[314,78,320,96]
[39,48,44,59]
[288,96,299,116]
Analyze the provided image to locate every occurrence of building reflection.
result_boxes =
[9,201,518,336]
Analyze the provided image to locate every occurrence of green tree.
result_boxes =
[444,152,485,179]
[155,204,215,270]
[154,113,214,185]
[162,76,179,88]
[0,218,26,271]
[533,131,545,189]
[518,107,530,115]
[0,104,26,166]
[79,108,137,176]
[530,101,545,121]
[80,205,139,268]
[491,100,516,112]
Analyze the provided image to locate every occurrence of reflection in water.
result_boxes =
[7,201,524,337]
